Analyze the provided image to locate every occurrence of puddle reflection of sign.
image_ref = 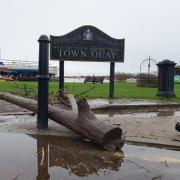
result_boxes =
[50,26,124,62]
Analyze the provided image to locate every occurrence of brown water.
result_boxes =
[0,132,180,180]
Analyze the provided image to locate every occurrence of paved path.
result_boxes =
[96,112,180,150]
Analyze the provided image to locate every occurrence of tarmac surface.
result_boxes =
[0,98,180,150]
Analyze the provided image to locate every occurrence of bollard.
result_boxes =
[157,59,176,98]
[37,35,49,129]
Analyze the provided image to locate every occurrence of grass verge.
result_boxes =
[0,81,180,102]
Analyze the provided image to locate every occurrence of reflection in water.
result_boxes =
[0,133,180,179]
[36,136,49,180]
[95,109,177,118]
[157,109,175,116]
[35,135,124,179]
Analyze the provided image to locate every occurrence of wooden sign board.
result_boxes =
[50,26,124,62]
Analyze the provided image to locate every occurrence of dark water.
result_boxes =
[0,132,180,180]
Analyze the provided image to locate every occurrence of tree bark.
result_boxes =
[0,92,124,151]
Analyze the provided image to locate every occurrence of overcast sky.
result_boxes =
[0,0,180,75]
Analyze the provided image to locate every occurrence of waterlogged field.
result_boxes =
[0,81,180,101]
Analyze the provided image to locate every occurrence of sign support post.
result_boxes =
[109,62,115,98]
[37,35,49,129]
[59,61,64,91]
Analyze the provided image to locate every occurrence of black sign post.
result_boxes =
[59,61,64,91]
[37,35,49,129]
[109,62,115,98]
[50,25,125,98]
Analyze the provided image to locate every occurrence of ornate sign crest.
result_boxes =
[83,29,93,41]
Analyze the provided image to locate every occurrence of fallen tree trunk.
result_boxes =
[0,92,124,151]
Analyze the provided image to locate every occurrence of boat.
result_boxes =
[0,61,11,81]
[0,59,58,80]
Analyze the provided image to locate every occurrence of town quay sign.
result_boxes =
[37,26,125,128]
[50,26,124,62]
[50,26,125,98]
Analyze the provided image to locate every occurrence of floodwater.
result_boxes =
[0,132,180,180]
[94,109,180,118]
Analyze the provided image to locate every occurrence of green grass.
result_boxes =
[0,81,180,102]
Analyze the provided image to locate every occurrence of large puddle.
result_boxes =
[95,109,180,118]
[0,132,180,180]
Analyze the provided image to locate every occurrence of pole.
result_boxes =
[37,35,49,129]
[59,61,64,92]
[109,62,115,98]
